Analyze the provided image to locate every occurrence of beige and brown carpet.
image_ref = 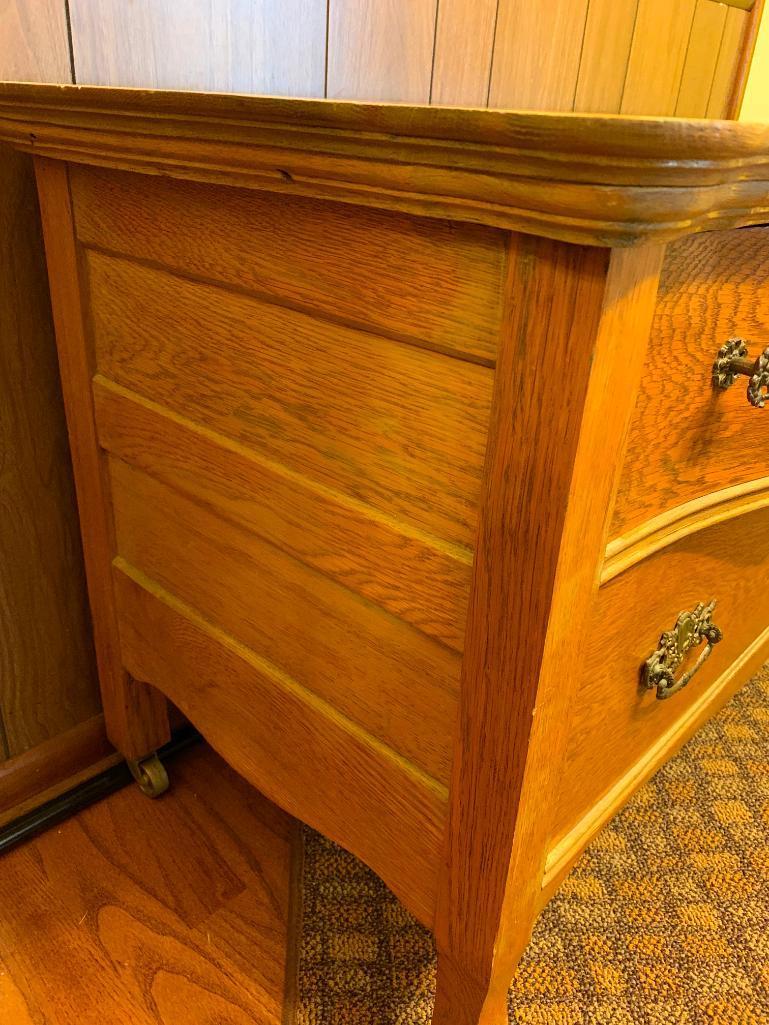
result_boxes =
[295,668,769,1024]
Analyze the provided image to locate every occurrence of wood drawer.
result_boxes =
[611,226,769,541]
[553,502,769,847]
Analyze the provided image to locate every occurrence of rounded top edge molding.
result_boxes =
[2,82,769,247]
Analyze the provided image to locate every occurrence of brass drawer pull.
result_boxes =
[713,338,769,408]
[642,600,722,701]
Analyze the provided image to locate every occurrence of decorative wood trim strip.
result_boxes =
[722,0,755,11]
[726,0,765,117]
[0,85,768,246]
[113,560,446,929]
[540,619,769,899]
[602,476,769,582]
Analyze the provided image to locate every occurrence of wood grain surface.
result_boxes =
[109,457,460,784]
[433,242,664,1025]
[3,86,769,248]
[573,0,638,113]
[621,0,697,115]
[554,503,769,846]
[0,714,112,820]
[0,0,71,83]
[489,0,589,110]
[431,0,498,107]
[0,742,297,1025]
[72,166,505,365]
[85,251,492,549]
[708,5,749,117]
[69,0,327,97]
[0,148,98,757]
[34,156,169,761]
[113,562,446,928]
[327,0,437,103]
[611,226,769,539]
[676,0,729,117]
[94,378,473,653]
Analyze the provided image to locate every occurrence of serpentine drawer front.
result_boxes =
[4,84,769,1024]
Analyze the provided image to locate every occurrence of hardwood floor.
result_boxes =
[0,743,299,1024]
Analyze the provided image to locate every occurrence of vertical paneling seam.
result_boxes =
[63,0,77,83]
[484,0,503,106]
[570,1,594,110]
[0,705,10,761]
[323,0,331,98]
[705,10,733,115]
[428,0,442,103]
[617,0,643,112]
[673,4,700,112]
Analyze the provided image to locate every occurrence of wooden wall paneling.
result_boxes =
[676,0,728,118]
[0,0,71,83]
[573,0,639,114]
[727,0,764,117]
[326,0,438,102]
[708,5,750,116]
[621,0,697,115]
[488,0,589,110]
[69,0,327,98]
[431,0,499,107]
[0,146,99,758]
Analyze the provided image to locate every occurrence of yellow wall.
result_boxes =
[741,6,769,120]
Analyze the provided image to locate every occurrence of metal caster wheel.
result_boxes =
[127,753,169,798]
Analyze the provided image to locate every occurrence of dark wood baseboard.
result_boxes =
[0,718,200,848]
[0,714,116,827]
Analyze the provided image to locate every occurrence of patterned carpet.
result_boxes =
[296,668,769,1024]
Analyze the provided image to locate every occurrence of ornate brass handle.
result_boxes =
[713,338,769,408]
[642,600,723,701]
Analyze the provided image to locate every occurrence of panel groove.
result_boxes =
[116,557,447,795]
[80,242,498,370]
[94,377,473,652]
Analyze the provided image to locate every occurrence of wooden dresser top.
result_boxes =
[1,82,769,247]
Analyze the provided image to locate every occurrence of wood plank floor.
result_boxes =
[0,743,300,1025]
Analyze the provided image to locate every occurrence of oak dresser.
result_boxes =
[1,84,769,1024]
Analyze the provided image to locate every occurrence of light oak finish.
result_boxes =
[23,0,753,118]
[109,458,460,784]
[327,0,437,103]
[0,742,298,1025]
[71,166,506,365]
[113,562,445,927]
[5,85,769,1025]
[573,0,639,114]
[621,0,698,115]
[708,5,750,117]
[85,250,491,547]
[431,0,499,107]
[676,0,729,118]
[69,0,327,98]
[0,0,71,84]
[489,0,589,110]
[611,227,769,539]
[93,377,471,652]
[34,156,169,761]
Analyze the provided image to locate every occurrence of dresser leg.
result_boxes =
[433,954,509,1025]
[104,671,170,766]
